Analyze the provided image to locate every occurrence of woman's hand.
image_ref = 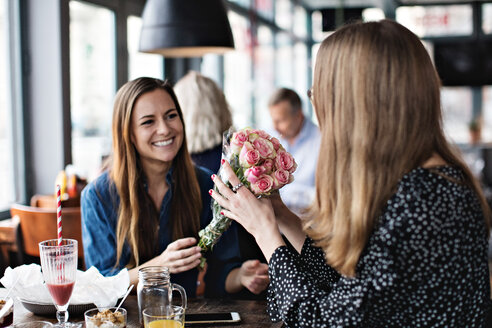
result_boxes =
[156,237,202,274]
[239,260,270,294]
[211,161,285,262]
[225,260,270,295]
[128,237,202,285]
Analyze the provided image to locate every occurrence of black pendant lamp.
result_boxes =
[139,0,235,57]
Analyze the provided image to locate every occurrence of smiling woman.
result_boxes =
[130,89,184,169]
[80,77,243,298]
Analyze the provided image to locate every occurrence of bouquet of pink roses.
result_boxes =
[198,127,297,267]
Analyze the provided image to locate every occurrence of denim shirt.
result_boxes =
[81,165,241,298]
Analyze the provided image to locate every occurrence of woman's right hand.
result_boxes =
[128,237,202,285]
[156,237,202,274]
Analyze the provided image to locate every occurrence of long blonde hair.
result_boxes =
[174,71,232,153]
[307,20,491,277]
[110,77,202,268]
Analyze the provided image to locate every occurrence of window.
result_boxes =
[275,32,293,88]
[482,87,492,142]
[256,0,274,21]
[275,0,291,30]
[483,3,492,34]
[311,11,326,43]
[69,0,115,181]
[441,87,473,144]
[254,25,274,128]
[396,5,473,38]
[0,0,23,215]
[224,11,253,128]
[396,4,484,145]
[127,15,163,80]
[294,42,308,111]
[224,0,311,130]
[362,8,385,22]
[0,0,12,211]
[293,5,307,38]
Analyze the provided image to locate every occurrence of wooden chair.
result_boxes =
[10,204,85,269]
[30,194,81,208]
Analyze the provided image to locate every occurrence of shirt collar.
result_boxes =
[142,165,174,191]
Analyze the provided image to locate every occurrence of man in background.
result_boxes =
[268,87,320,216]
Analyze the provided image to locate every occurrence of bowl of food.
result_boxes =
[84,307,127,328]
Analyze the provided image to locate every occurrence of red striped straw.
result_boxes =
[56,184,62,246]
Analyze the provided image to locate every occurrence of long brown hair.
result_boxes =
[110,77,202,268]
[307,20,491,277]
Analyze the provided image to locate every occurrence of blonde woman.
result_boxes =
[81,77,242,297]
[174,71,232,173]
[175,71,270,299]
[211,20,491,326]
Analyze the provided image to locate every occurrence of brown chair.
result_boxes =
[30,194,81,208]
[10,204,85,269]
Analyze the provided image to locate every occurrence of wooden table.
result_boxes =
[12,295,284,328]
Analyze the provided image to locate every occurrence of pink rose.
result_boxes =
[239,142,260,168]
[262,159,274,174]
[252,137,275,159]
[270,137,281,151]
[253,129,271,139]
[242,127,254,135]
[250,174,274,195]
[244,166,266,184]
[231,131,249,155]
[272,169,291,189]
[248,131,260,143]
[275,150,297,173]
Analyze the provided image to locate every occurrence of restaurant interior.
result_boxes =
[1,0,492,326]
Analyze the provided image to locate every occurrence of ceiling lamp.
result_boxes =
[139,0,235,57]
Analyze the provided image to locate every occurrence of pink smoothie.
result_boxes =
[46,281,75,306]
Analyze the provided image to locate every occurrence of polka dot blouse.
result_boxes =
[267,166,491,327]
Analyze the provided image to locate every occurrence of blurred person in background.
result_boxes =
[174,71,232,174]
[175,71,269,299]
[268,88,320,216]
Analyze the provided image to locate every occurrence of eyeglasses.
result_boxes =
[307,87,313,101]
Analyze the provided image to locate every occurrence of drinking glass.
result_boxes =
[143,306,185,328]
[39,239,78,328]
[137,266,187,323]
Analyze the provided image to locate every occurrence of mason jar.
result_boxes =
[136,266,187,323]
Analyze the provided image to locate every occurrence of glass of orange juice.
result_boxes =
[143,306,184,328]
